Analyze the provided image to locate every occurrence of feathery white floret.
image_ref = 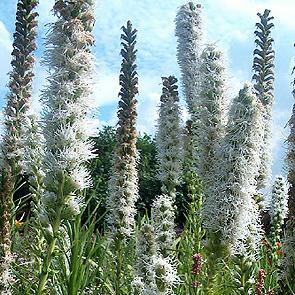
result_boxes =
[269,175,289,234]
[283,72,295,279]
[41,0,96,221]
[151,195,175,258]
[133,224,157,295]
[0,1,39,291]
[106,21,139,241]
[156,76,182,196]
[154,256,180,295]
[23,114,46,233]
[196,44,227,196]
[257,115,273,191]
[154,77,181,289]
[132,277,145,295]
[282,221,295,279]
[175,2,203,115]
[203,84,264,255]
[175,2,203,172]
[252,10,275,190]
[107,164,138,238]
[23,114,45,188]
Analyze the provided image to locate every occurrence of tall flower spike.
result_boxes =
[151,195,175,258]
[2,0,39,173]
[175,2,203,116]
[22,115,47,279]
[283,62,295,283]
[156,76,182,197]
[107,20,139,241]
[269,175,288,240]
[203,84,264,256]
[153,255,180,294]
[252,9,275,190]
[153,77,180,292]
[0,169,13,295]
[175,3,203,172]
[37,1,95,293]
[254,269,266,295]
[151,194,179,294]
[197,44,227,198]
[0,0,38,292]
[23,114,45,204]
[41,0,95,223]
[133,224,157,294]
[282,221,295,283]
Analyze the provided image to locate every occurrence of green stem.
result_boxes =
[205,232,227,294]
[37,206,63,294]
[68,219,80,295]
[37,236,57,294]
[115,238,123,295]
[37,172,65,294]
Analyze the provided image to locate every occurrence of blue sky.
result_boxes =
[0,0,294,182]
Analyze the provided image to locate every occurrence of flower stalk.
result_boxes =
[269,176,288,243]
[252,9,275,191]
[107,20,139,242]
[106,20,138,295]
[37,1,96,292]
[175,2,203,171]
[203,84,264,256]
[156,76,182,198]
[175,2,203,116]
[282,59,295,288]
[196,44,227,199]
[133,224,157,294]
[0,0,38,292]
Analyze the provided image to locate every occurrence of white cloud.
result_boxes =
[137,91,160,135]
[215,0,295,29]
[0,21,12,136]
[37,0,55,25]
[94,0,183,75]
[0,21,11,50]
[270,109,289,180]
[93,72,119,108]
[271,111,288,161]
[0,21,12,92]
